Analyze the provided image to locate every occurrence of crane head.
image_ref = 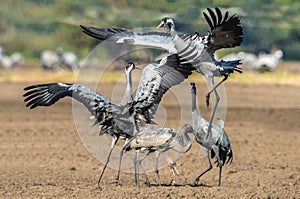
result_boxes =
[190,82,197,95]
[125,62,140,72]
[157,17,175,30]
[182,124,194,134]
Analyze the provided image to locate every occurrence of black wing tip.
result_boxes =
[235,67,243,73]
[23,83,59,91]
[79,24,87,29]
[204,7,242,30]
[24,85,38,91]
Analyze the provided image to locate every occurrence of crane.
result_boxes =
[23,54,194,186]
[190,82,233,186]
[117,124,193,187]
[222,49,283,72]
[23,62,137,187]
[79,7,243,139]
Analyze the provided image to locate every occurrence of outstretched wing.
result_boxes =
[80,25,127,40]
[204,7,243,52]
[80,25,189,53]
[23,83,115,125]
[133,54,194,123]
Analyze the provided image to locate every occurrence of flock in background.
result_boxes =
[0,45,283,72]
[21,7,269,187]
[0,10,284,73]
[0,47,283,73]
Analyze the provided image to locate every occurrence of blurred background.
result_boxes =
[0,0,299,73]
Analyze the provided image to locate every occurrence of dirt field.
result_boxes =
[0,65,299,198]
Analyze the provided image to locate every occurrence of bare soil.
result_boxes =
[0,68,299,198]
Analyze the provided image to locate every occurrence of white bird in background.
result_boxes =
[39,48,79,71]
[222,48,283,72]
[56,47,79,71]
[0,46,24,69]
[256,49,283,72]
[39,50,61,70]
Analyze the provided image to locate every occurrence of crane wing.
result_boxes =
[23,83,116,125]
[204,7,243,53]
[133,54,194,122]
[80,25,191,53]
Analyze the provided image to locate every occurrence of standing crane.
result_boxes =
[80,7,243,139]
[118,54,194,186]
[23,54,194,186]
[190,83,233,186]
[117,124,194,187]
[23,62,138,187]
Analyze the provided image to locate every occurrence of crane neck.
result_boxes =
[120,70,133,106]
[191,91,199,114]
[172,131,192,154]
[191,90,207,129]
[127,69,133,93]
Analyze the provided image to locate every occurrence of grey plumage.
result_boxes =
[80,7,243,139]
[157,8,242,139]
[190,83,233,186]
[23,54,193,186]
[133,54,194,126]
[117,124,193,187]
[23,62,138,187]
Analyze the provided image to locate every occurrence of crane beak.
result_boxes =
[134,67,141,70]
[157,21,165,29]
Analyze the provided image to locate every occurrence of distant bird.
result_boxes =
[117,124,194,187]
[80,7,243,139]
[39,50,61,70]
[190,83,233,186]
[0,47,24,69]
[24,54,194,186]
[222,49,283,72]
[56,47,79,71]
[222,52,257,70]
[39,48,79,71]
[256,49,283,72]
[10,52,24,65]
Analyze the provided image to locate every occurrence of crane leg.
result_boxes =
[194,153,213,186]
[218,162,223,186]
[138,151,152,187]
[205,75,228,107]
[212,146,223,186]
[97,136,119,187]
[115,140,127,183]
[155,151,162,186]
[215,150,223,186]
[134,151,140,187]
[206,75,228,139]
